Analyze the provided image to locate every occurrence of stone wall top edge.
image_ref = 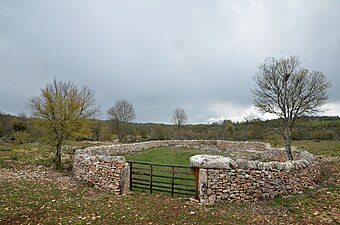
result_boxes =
[79,140,271,150]
[191,154,317,171]
[76,140,257,152]
[197,160,319,171]
[74,140,317,166]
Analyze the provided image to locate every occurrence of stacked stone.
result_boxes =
[73,154,129,194]
[216,140,270,151]
[191,152,320,205]
[73,140,320,203]
[75,140,275,157]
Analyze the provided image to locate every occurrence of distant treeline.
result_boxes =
[1,112,339,145]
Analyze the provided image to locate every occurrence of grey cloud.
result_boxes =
[1,0,339,122]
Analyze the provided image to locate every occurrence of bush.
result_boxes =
[13,131,31,144]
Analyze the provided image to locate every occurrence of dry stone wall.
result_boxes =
[73,140,320,203]
[74,140,270,157]
[73,140,268,194]
[73,154,130,194]
[192,151,320,204]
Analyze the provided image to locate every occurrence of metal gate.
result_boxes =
[127,160,198,199]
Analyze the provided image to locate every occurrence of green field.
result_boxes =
[292,140,340,157]
[0,141,339,224]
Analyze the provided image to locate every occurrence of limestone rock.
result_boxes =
[100,155,126,163]
[236,158,249,169]
[190,155,237,169]
[284,161,294,170]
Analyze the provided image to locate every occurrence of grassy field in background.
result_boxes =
[292,140,340,157]
[0,140,339,224]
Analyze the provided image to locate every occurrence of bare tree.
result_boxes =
[108,99,136,142]
[28,79,99,169]
[171,108,188,128]
[252,56,331,160]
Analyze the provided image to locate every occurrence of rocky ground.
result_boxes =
[0,164,77,190]
[0,156,339,224]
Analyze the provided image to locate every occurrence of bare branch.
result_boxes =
[107,99,136,142]
[252,56,331,160]
[171,108,188,127]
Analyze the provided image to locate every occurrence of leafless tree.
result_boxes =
[108,99,136,142]
[28,79,99,169]
[252,56,331,160]
[171,108,188,128]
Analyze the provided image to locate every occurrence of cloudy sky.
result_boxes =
[1,0,339,123]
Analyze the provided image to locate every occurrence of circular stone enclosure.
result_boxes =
[73,140,320,204]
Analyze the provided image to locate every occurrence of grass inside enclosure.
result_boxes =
[122,146,232,165]
[122,147,203,165]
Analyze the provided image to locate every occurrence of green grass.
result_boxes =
[292,140,340,157]
[268,189,314,209]
[0,141,92,169]
[122,147,203,165]
[122,146,233,198]
[122,146,233,165]
[0,143,53,168]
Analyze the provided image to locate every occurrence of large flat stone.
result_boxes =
[190,155,237,169]
[100,155,126,163]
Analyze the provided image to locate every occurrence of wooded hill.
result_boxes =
[1,112,339,144]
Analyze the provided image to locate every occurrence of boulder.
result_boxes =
[284,161,294,170]
[100,155,126,163]
[236,159,249,169]
[190,155,237,169]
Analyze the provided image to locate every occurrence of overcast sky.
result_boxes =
[1,0,339,123]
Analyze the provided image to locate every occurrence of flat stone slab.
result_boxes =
[99,155,126,163]
[190,155,237,169]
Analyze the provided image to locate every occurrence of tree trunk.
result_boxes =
[117,122,123,143]
[55,141,62,169]
[121,123,126,142]
[284,126,294,160]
